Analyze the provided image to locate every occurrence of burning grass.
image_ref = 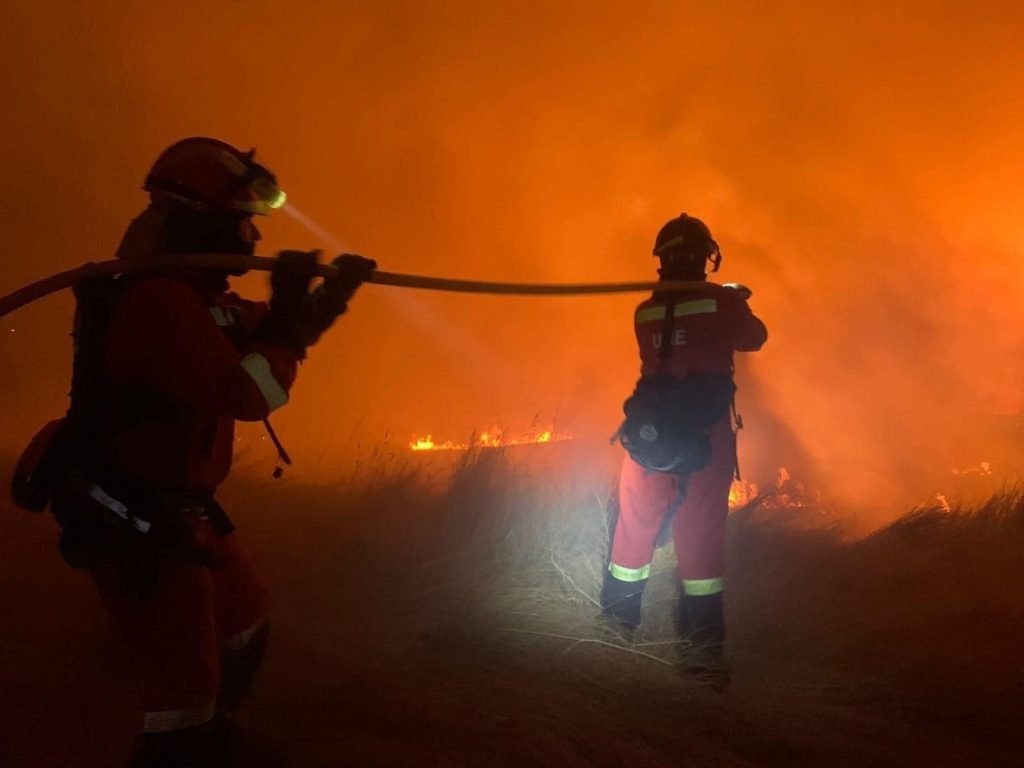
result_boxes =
[2,449,1024,766]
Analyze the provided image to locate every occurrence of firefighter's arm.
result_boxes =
[734,302,768,351]
[106,277,299,422]
[720,288,767,351]
[709,284,766,352]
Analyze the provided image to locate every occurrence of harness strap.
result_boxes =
[730,392,744,482]
[657,293,677,367]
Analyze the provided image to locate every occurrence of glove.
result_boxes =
[322,253,377,309]
[257,250,322,358]
[269,250,320,312]
[296,254,377,348]
[722,282,753,300]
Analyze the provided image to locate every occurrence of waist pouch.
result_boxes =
[51,469,234,569]
[618,372,735,475]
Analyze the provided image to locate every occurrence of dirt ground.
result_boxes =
[2,451,1023,767]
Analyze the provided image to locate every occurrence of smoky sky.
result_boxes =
[3,1,1024,512]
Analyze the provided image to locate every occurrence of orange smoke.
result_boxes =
[3,3,1024,519]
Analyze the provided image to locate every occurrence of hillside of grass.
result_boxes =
[2,448,1023,767]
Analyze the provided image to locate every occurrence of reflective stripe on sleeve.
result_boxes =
[636,306,667,323]
[608,562,651,582]
[143,700,217,733]
[240,353,289,412]
[682,577,724,596]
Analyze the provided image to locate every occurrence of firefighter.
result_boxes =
[602,213,767,672]
[33,137,375,765]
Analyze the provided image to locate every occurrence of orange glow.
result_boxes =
[4,5,1024,522]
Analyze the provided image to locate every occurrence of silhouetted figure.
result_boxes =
[605,213,767,680]
[13,137,375,766]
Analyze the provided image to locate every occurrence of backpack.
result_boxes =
[10,277,123,514]
[618,371,735,475]
[616,291,736,475]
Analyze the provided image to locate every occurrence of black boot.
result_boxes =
[677,592,725,656]
[677,592,730,688]
[600,570,648,631]
[218,622,271,716]
[129,725,216,768]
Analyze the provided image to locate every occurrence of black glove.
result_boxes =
[269,250,320,312]
[257,250,322,358]
[322,253,377,308]
[297,254,377,347]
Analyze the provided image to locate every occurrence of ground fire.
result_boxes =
[410,428,570,451]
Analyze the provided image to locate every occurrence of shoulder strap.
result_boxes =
[69,277,123,423]
[657,294,676,370]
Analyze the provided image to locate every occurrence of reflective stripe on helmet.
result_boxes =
[240,353,289,412]
[143,700,217,733]
[654,234,688,255]
[608,562,651,582]
[682,577,724,596]
[218,148,249,177]
[635,299,718,324]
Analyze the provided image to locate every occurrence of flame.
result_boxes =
[728,467,813,511]
[728,478,758,509]
[410,428,568,451]
[952,461,993,477]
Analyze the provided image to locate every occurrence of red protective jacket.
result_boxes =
[100,273,300,492]
[633,283,767,377]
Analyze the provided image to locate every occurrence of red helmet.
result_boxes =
[652,213,722,273]
[144,137,286,216]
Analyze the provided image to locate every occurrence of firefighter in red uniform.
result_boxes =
[32,137,375,766]
[602,213,766,670]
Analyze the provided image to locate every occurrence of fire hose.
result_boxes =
[0,253,750,476]
[0,253,743,320]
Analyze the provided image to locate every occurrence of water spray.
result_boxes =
[282,203,346,253]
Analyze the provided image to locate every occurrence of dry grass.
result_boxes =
[2,448,1024,767]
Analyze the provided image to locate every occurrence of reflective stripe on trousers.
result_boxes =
[608,562,651,582]
[683,577,724,596]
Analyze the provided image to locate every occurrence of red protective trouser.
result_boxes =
[89,524,267,733]
[611,415,736,592]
